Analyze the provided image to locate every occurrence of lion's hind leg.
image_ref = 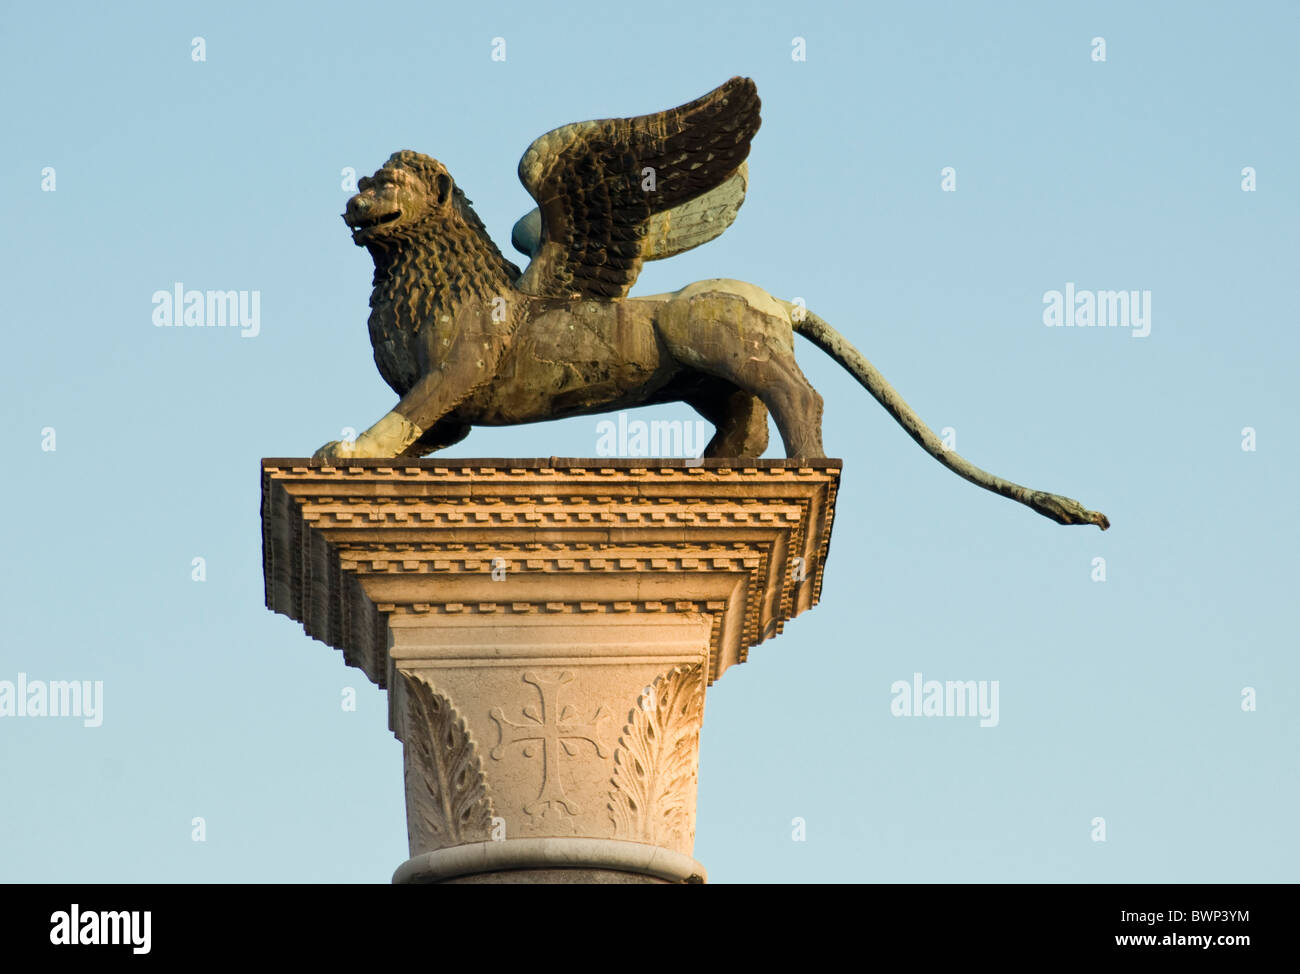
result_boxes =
[658,285,826,459]
[683,381,770,458]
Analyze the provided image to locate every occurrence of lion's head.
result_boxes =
[343,151,456,246]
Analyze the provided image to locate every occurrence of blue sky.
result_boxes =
[1,0,1296,882]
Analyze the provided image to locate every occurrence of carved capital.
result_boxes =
[262,459,839,880]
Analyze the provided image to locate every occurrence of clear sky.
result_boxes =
[2,0,1296,883]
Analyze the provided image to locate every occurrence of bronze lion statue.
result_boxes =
[314,78,1107,529]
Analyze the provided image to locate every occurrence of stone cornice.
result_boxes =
[262,458,840,686]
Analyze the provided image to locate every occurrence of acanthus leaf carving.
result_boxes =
[402,674,494,854]
[607,664,704,848]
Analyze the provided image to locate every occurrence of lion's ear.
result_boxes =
[435,173,452,206]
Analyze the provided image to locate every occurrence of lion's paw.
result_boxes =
[312,439,356,461]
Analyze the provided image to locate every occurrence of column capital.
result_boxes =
[261,457,840,881]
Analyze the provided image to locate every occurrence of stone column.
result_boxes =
[261,458,839,883]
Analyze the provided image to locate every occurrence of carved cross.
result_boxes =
[490,671,610,818]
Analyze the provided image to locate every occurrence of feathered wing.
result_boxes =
[512,164,749,262]
[514,77,760,299]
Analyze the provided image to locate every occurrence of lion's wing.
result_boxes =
[512,164,749,263]
[514,77,760,299]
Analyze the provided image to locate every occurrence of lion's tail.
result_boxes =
[787,304,1109,530]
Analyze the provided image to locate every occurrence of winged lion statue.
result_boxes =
[314,77,1108,529]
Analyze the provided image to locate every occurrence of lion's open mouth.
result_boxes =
[351,210,401,231]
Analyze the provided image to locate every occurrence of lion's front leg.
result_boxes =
[312,410,426,460]
[402,418,472,456]
[313,315,505,460]
[312,358,490,460]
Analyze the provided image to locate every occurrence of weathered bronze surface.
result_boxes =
[314,77,1107,528]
